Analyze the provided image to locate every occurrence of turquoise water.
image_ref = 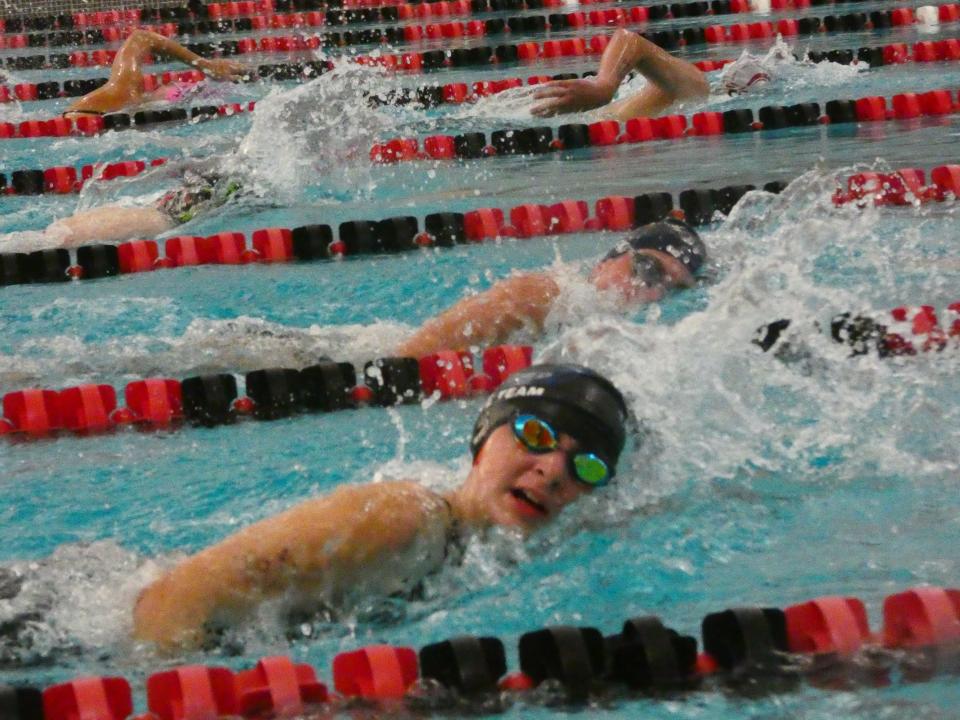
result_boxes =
[1,5,960,717]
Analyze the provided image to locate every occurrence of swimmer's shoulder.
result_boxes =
[272,481,452,557]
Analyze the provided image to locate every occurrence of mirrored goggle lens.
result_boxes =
[514,415,557,452]
[572,452,611,487]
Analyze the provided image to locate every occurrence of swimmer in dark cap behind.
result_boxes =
[133,363,628,651]
[395,218,707,358]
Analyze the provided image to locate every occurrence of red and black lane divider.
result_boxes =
[2,0,873,53]
[4,161,958,287]
[0,177,789,288]
[833,163,960,207]
[365,38,960,110]
[309,2,960,71]
[0,59,332,107]
[0,0,890,52]
[0,343,534,438]
[10,1,955,74]
[0,98,255,141]
[371,87,960,163]
[756,302,960,358]
[2,587,958,719]
[1,157,169,196]
[0,1,269,34]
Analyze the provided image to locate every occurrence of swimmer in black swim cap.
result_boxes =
[133,363,627,651]
[396,219,707,358]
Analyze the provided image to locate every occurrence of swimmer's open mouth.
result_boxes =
[510,488,548,516]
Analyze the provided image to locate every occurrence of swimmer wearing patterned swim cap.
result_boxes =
[395,219,708,359]
[132,363,629,651]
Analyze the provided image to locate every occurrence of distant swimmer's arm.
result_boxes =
[531,29,708,120]
[394,272,561,358]
[132,481,447,651]
[66,30,247,115]
[130,30,247,81]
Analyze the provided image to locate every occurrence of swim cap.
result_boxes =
[603,219,707,276]
[470,363,629,474]
[720,56,771,95]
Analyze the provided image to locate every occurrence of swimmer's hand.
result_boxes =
[198,58,249,82]
[530,77,618,117]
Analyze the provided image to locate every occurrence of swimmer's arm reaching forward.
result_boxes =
[65,29,246,116]
[133,481,450,651]
[394,272,560,358]
[530,29,708,121]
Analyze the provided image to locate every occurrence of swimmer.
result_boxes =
[63,29,248,120]
[530,29,709,120]
[132,363,629,651]
[395,219,707,358]
[16,169,244,250]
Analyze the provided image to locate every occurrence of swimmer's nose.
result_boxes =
[533,449,573,491]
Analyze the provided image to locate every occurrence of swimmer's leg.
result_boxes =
[48,206,175,247]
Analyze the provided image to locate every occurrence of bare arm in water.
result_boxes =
[46,206,175,248]
[530,29,709,121]
[394,272,561,358]
[64,29,246,117]
[133,481,451,651]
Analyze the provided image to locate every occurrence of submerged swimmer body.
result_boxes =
[396,219,708,358]
[530,29,709,120]
[63,29,246,120]
[133,363,629,651]
[32,171,244,250]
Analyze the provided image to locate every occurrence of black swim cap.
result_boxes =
[470,363,629,475]
[603,219,706,276]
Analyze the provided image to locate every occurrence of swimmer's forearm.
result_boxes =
[138,30,213,71]
[598,30,708,103]
[395,273,560,357]
[595,29,646,92]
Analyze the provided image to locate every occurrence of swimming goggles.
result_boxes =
[512,414,611,487]
[605,246,669,289]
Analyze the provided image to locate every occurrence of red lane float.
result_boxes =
[122,378,183,425]
[785,596,872,656]
[333,645,418,699]
[147,666,238,720]
[44,677,133,720]
[235,657,328,717]
[834,164,960,206]
[883,587,960,648]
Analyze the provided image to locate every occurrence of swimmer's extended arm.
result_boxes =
[394,272,561,358]
[531,29,708,120]
[125,29,247,81]
[66,30,246,115]
[132,481,447,651]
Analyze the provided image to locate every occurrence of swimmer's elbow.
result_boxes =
[689,72,710,99]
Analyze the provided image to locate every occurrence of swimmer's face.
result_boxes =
[463,424,592,532]
[589,249,694,303]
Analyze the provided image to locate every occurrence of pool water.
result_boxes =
[1,3,959,717]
